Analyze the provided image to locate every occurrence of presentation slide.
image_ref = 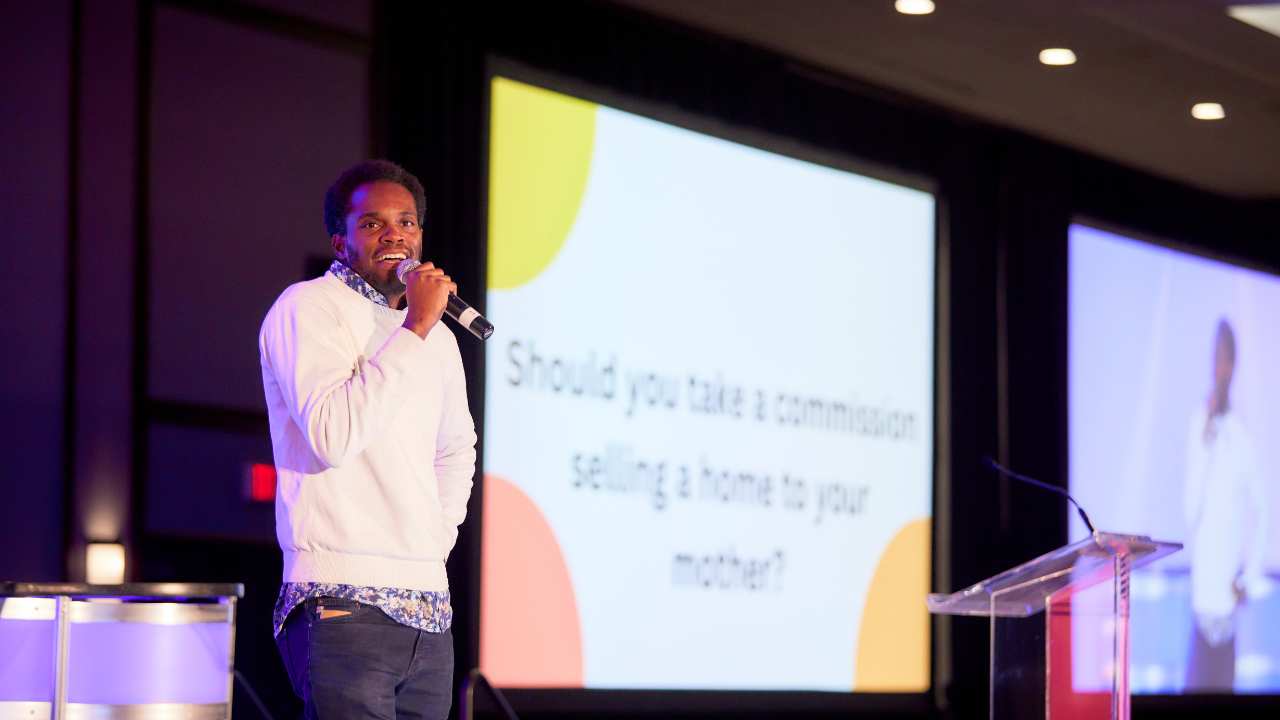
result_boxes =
[1069,223,1280,694]
[480,76,935,692]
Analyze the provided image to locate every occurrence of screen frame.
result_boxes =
[469,56,947,715]
[1066,216,1280,704]
[1071,216,1280,282]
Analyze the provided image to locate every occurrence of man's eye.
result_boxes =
[401,219,417,228]
[361,222,379,230]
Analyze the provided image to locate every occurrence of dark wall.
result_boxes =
[3,1,371,717]
[0,0,72,582]
[146,4,369,413]
[70,0,140,583]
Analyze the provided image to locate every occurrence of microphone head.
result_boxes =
[395,258,422,285]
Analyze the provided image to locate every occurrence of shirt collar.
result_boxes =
[328,260,390,308]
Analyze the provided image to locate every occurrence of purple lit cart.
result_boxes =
[0,582,243,719]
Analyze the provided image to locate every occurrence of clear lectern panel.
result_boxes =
[0,582,243,720]
[928,532,1181,720]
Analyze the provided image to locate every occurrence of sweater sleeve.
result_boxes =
[260,290,427,469]
[434,329,478,551]
[1184,411,1208,532]
[1240,428,1270,599]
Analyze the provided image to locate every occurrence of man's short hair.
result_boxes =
[323,159,427,237]
[1216,317,1236,364]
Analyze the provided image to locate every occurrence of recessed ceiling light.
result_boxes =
[1039,48,1077,66]
[895,0,936,16]
[1191,102,1226,120]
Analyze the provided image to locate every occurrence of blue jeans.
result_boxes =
[1185,619,1235,692]
[275,596,454,719]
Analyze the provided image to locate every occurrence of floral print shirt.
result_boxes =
[327,259,390,307]
[273,259,451,637]
[273,582,451,636]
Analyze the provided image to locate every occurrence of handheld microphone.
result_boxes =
[396,259,494,341]
[984,457,1097,535]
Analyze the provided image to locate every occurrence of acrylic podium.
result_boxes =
[928,532,1181,720]
[0,582,243,719]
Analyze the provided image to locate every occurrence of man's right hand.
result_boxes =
[401,261,456,338]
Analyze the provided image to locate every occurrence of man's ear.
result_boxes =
[330,233,346,261]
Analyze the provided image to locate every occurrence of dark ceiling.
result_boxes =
[613,0,1280,199]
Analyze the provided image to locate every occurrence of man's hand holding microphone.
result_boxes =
[397,259,495,341]
[399,261,456,339]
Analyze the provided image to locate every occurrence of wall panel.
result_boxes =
[0,0,72,581]
[147,4,368,411]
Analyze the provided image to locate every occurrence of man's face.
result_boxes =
[1214,338,1234,391]
[331,180,423,299]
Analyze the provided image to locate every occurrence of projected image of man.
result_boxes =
[1184,318,1269,691]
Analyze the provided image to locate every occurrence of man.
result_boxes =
[1183,318,1268,692]
[259,159,477,718]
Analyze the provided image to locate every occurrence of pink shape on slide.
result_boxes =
[480,473,584,687]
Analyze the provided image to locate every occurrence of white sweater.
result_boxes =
[1184,408,1268,621]
[259,273,477,591]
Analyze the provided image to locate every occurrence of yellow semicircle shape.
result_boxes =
[488,77,597,290]
[853,517,931,692]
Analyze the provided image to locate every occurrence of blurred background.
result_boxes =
[3,1,1279,718]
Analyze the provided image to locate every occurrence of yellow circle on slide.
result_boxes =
[854,517,931,691]
[488,77,598,290]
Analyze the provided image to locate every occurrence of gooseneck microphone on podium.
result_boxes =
[984,457,1098,535]
[396,259,495,341]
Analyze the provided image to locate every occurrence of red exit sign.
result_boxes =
[244,463,277,503]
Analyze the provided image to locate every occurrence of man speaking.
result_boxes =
[259,159,477,718]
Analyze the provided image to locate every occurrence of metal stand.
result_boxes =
[459,669,522,720]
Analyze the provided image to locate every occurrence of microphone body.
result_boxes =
[396,259,495,341]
